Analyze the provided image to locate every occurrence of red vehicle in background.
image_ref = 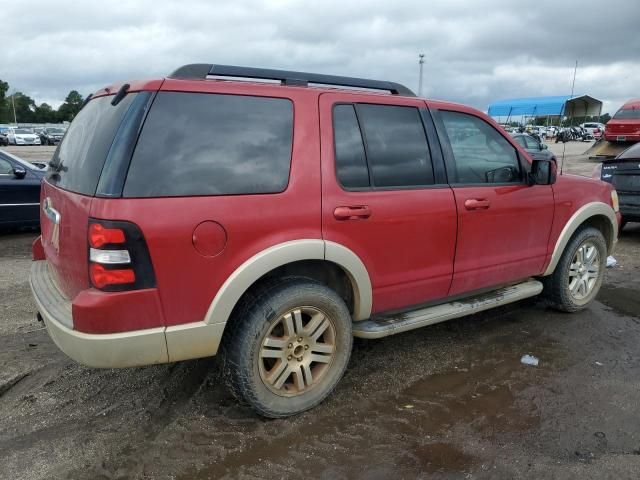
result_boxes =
[605,99,640,142]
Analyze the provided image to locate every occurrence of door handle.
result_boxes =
[464,198,490,210]
[333,205,371,220]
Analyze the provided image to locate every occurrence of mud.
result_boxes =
[1,224,640,479]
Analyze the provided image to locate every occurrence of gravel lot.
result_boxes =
[1,143,639,479]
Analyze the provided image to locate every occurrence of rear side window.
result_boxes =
[332,103,434,189]
[47,94,137,195]
[123,92,293,197]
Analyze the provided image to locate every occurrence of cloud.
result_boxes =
[2,0,638,114]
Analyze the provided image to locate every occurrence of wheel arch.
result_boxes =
[203,240,373,328]
[543,201,617,276]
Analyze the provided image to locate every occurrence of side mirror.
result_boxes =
[13,167,26,179]
[528,159,556,186]
[540,143,548,150]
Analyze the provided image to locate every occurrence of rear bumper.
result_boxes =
[619,193,640,221]
[30,260,226,368]
[604,133,640,141]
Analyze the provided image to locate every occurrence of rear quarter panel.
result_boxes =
[91,83,322,327]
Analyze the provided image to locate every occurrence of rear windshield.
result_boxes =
[613,108,640,120]
[47,94,136,195]
[123,92,293,197]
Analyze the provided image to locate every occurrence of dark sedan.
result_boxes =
[0,150,46,228]
[511,133,557,163]
[39,127,66,146]
[597,142,640,230]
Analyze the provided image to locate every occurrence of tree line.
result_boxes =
[0,79,85,124]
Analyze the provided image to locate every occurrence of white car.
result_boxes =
[7,128,41,145]
[580,122,606,136]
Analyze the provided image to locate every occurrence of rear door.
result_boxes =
[320,92,457,314]
[431,106,555,296]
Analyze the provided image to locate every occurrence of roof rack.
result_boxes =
[168,63,415,97]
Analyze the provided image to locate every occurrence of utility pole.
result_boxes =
[11,91,17,125]
[418,53,425,96]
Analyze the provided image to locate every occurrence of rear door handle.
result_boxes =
[333,205,371,220]
[464,198,490,210]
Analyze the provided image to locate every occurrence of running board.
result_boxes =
[353,280,543,339]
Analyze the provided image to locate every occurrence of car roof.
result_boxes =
[617,141,640,159]
[620,98,640,109]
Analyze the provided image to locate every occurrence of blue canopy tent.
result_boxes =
[488,95,603,124]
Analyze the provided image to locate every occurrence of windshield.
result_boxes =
[613,108,640,120]
[14,128,33,134]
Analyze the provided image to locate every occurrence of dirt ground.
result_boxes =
[1,143,640,479]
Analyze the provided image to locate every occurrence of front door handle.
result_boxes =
[333,205,371,220]
[464,198,490,210]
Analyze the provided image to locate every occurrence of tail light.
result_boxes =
[88,219,155,291]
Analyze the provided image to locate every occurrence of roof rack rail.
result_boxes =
[168,63,416,97]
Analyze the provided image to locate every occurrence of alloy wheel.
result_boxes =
[258,306,336,397]
[568,241,600,300]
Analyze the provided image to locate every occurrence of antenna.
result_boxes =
[560,60,578,175]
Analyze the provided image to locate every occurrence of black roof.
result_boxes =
[169,63,415,97]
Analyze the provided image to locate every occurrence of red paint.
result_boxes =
[72,288,165,334]
[32,235,45,261]
[39,75,617,336]
[605,98,640,142]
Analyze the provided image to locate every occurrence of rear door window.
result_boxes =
[123,92,294,197]
[332,103,435,189]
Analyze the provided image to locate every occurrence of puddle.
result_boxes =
[181,332,562,479]
[597,285,640,319]
[413,442,476,474]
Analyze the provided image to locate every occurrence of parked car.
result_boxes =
[7,128,41,145]
[510,133,557,162]
[0,128,8,146]
[0,150,46,228]
[39,127,65,145]
[30,64,620,417]
[605,99,640,142]
[580,122,606,136]
[594,141,640,229]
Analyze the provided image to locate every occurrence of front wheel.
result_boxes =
[541,226,607,312]
[221,277,353,418]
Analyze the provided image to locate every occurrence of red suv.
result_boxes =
[605,98,640,142]
[30,64,620,417]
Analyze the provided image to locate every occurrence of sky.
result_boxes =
[2,0,638,115]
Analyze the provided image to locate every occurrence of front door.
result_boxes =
[432,107,555,296]
[319,92,457,315]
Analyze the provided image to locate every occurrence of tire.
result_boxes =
[541,226,607,312]
[221,277,353,418]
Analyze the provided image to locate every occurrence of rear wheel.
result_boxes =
[541,226,606,312]
[222,277,353,418]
